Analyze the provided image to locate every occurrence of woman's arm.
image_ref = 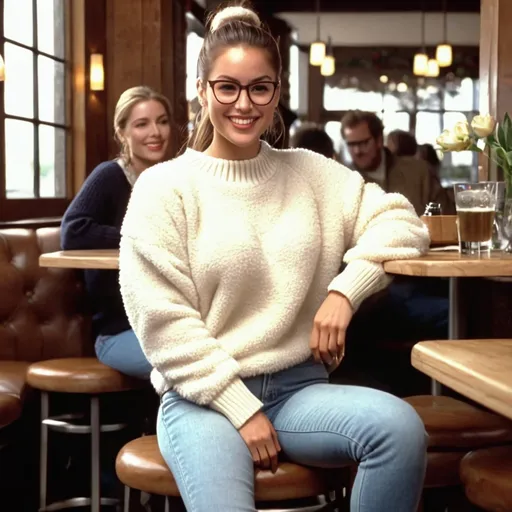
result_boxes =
[119,166,263,429]
[328,169,430,311]
[61,163,124,250]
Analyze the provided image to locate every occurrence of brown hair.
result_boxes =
[290,123,334,159]
[341,110,384,141]
[387,129,417,157]
[114,86,173,165]
[188,1,284,152]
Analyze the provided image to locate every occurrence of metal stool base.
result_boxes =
[40,496,119,511]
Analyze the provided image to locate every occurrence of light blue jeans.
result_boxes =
[157,358,427,511]
[95,329,152,379]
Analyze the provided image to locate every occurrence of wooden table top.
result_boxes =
[39,249,512,275]
[39,249,120,270]
[412,339,512,421]
[383,251,512,277]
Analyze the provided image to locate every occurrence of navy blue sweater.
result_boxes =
[61,161,131,338]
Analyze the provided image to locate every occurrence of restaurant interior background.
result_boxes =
[2,1,512,511]
[0,0,500,226]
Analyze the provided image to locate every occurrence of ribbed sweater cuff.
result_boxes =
[210,378,263,429]
[328,260,390,311]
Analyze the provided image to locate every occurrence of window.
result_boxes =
[321,76,479,185]
[1,0,68,213]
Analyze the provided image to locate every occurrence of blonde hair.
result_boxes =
[188,1,284,152]
[114,86,173,165]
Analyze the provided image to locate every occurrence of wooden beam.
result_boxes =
[479,0,512,181]
[105,0,188,158]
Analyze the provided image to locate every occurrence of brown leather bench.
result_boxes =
[0,227,93,431]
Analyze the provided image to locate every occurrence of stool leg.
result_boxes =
[90,396,101,512]
[39,391,49,510]
[123,486,130,512]
[164,496,170,512]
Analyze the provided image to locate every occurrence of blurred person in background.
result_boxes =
[290,123,336,159]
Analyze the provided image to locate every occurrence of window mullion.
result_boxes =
[32,0,40,199]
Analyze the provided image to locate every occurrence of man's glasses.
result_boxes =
[345,137,374,149]
[208,80,279,106]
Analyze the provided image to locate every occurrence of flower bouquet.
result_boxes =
[437,113,512,251]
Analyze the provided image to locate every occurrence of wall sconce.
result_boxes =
[0,54,5,81]
[90,53,104,91]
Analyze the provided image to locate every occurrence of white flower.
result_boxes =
[471,114,496,138]
[436,127,471,152]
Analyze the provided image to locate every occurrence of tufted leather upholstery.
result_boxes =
[0,228,93,427]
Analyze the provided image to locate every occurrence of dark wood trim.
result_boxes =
[0,217,62,229]
[0,199,69,222]
[0,0,5,212]
[85,0,108,175]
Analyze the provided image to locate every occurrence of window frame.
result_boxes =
[320,78,479,185]
[0,0,72,222]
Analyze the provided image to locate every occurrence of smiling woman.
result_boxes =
[59,85,174,380]
[118,4,431,512]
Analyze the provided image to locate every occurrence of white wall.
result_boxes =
[277,12,479,47]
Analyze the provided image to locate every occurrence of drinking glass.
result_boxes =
[453,182,498,255]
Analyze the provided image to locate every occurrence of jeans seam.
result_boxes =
[161,401,197,511]
[275,428,372,458]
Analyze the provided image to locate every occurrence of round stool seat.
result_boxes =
[27,358,145,394]
[404,396,512,449]
[116,435,336,501]
[460,445,512,511]
[0,394,21,428]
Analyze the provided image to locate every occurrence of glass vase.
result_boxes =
[503,176,512,253]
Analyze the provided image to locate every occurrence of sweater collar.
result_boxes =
[184,141,276,185]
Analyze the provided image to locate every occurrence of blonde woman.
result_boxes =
[61,86,173,378]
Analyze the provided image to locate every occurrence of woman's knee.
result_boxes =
[374,395,427,456]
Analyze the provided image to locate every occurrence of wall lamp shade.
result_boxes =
[90,53,104,91]
[310,41,326,66]
[413,53,428,76]
[436,43,453,67]
[0,55,5,81]
[320,55,335,76]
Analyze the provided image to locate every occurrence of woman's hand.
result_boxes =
[310,291,353,367]
[238,411,281,473]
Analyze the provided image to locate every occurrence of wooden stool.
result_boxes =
[460,445,512,511]
[116,435,353,511]
[27,357,146,512]
[405,395,512,510]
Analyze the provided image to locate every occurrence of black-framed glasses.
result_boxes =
[345,137,374,149]
[207,80,280,106]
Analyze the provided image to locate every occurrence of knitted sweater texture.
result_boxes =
[119,142,430,428]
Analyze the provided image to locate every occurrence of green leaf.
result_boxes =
[467,143,483,152]
[503,112,512,150]
[506,151,512,168]
[486,133,501,148]
[495,146,507,167]
[497,122,508,148]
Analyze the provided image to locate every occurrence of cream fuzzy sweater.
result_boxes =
[119,141,430,428]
